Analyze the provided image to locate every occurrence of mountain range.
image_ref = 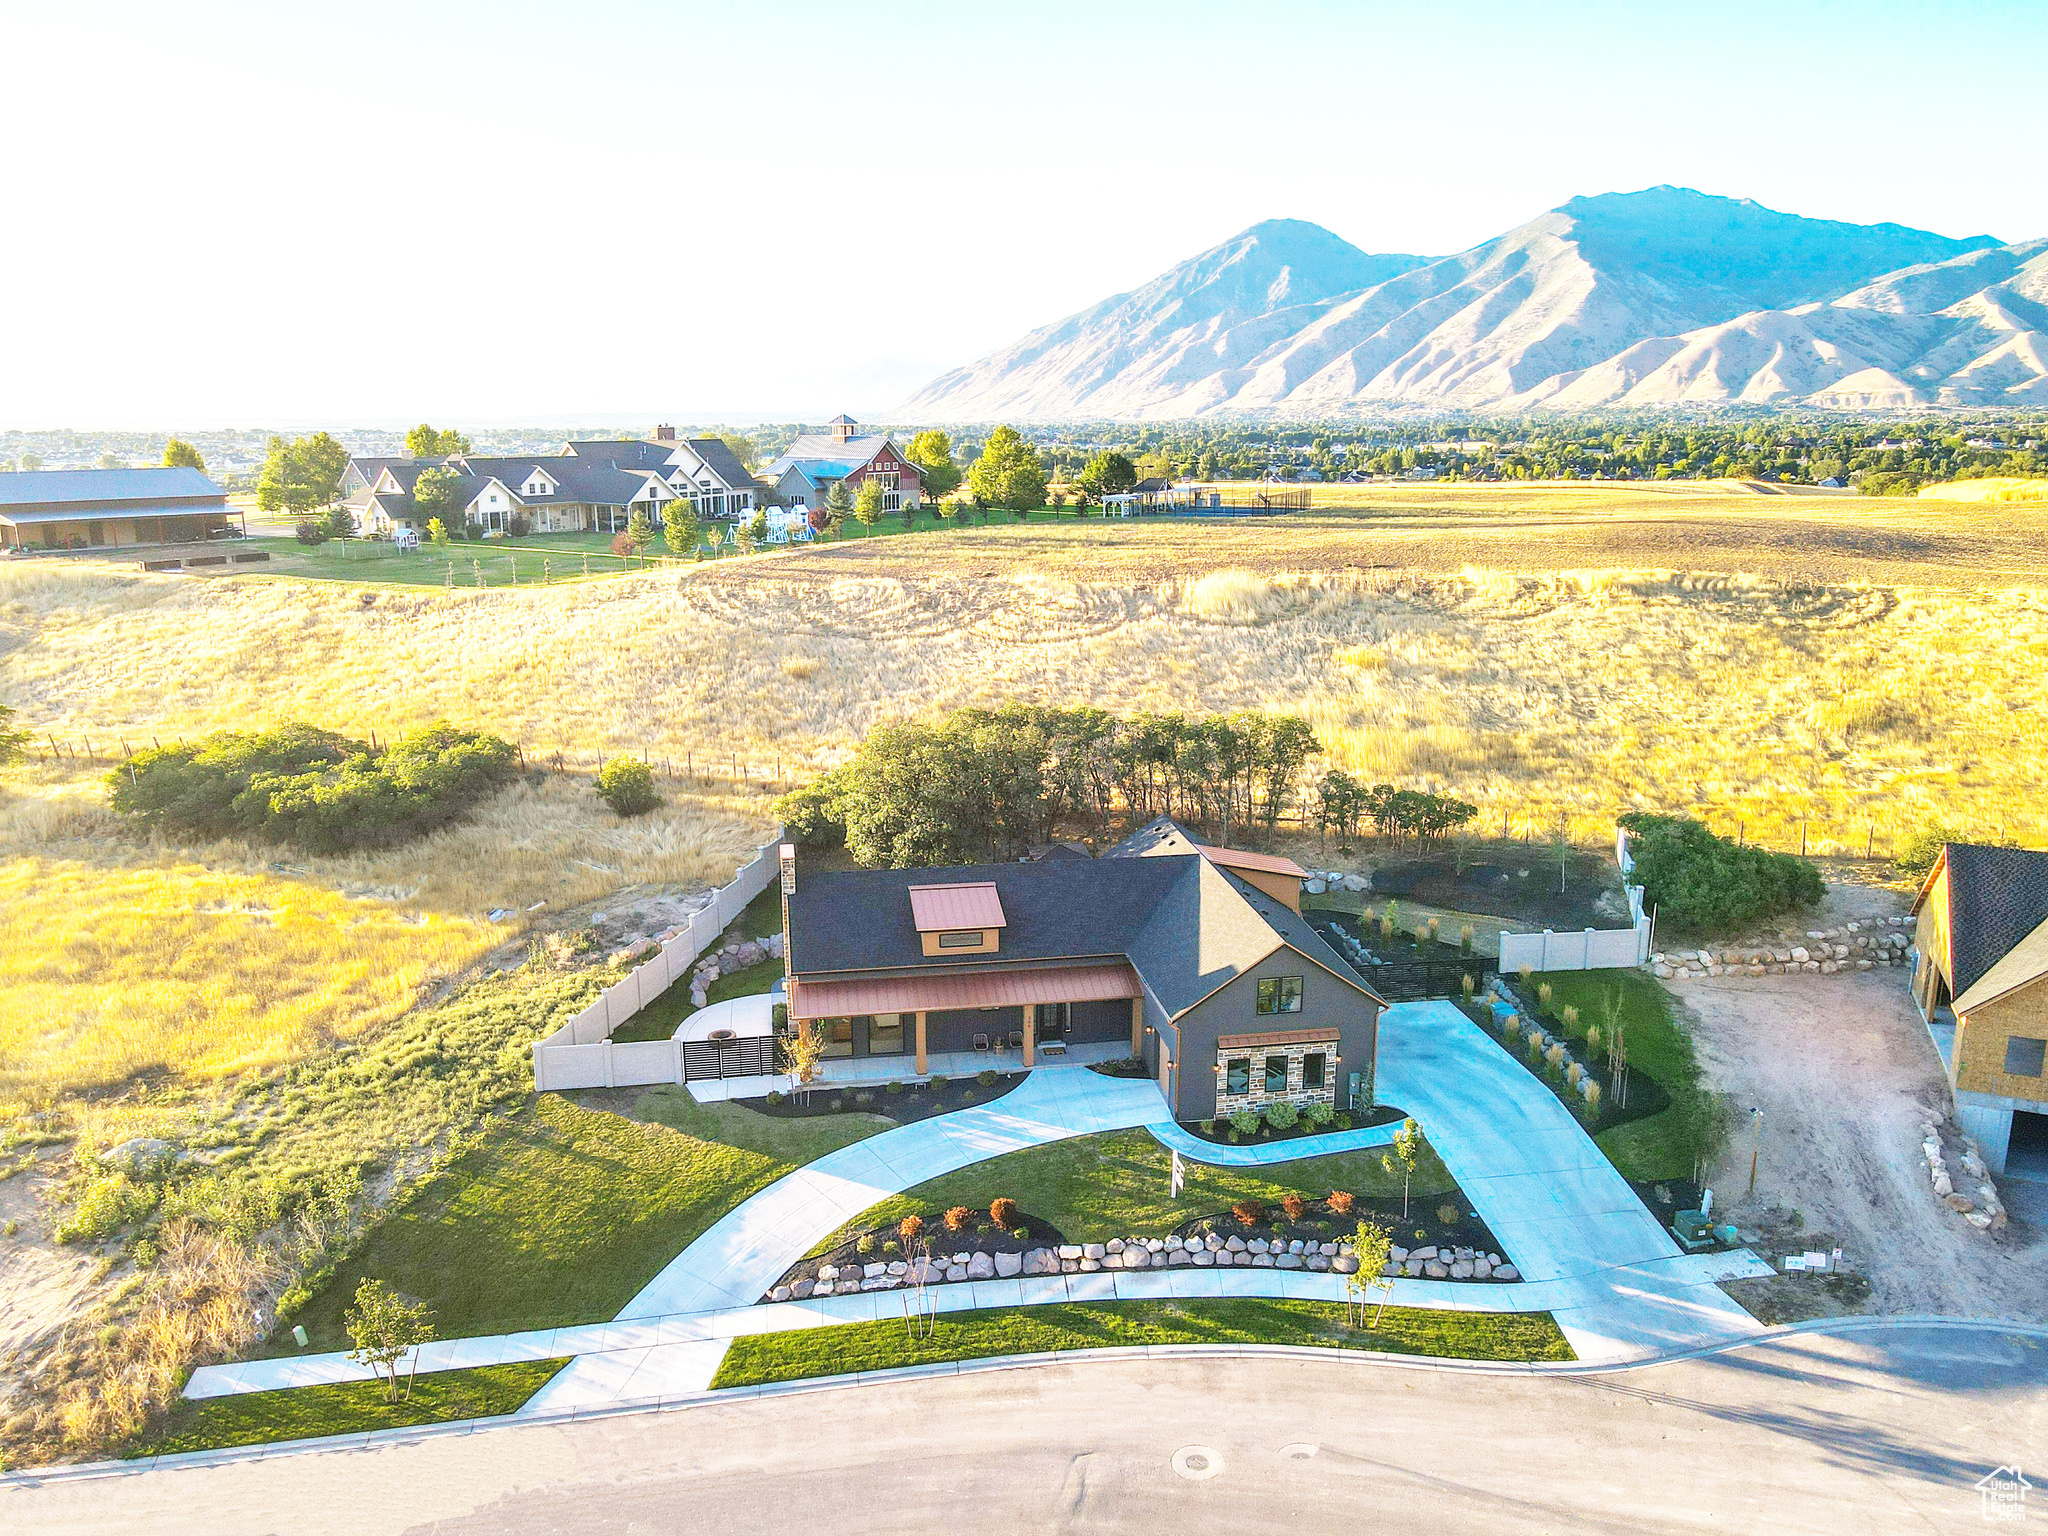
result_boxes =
[898,188,2047,418]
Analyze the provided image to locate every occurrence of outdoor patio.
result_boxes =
[686,1039,1133,1103]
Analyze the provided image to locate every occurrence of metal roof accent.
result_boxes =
[1194,843,1308,879]
[1215,1026,1341,1051]
[0,467,226,508]
[907,882,1007,931]
[788,961,1140,1021]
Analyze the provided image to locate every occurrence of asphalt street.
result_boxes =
[12,1324,2045,1535]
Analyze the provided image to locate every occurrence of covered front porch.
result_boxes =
[685,1037,1136,1103]
[786,961,1149,1076]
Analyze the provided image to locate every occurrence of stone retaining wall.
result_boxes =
[768,1231,1520,1301]
[1652,921,1911,980]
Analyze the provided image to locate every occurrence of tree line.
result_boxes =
[778,705,1321,867]
[1316,770,1477,844]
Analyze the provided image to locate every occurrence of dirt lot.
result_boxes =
[1678,970,2048,1321]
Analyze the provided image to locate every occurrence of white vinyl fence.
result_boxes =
[1496,826,1654,974]
[531,837,783,1092]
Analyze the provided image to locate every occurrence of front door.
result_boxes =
[1038,1002,1070,1039]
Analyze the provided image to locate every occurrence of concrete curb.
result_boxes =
[12,1312,2046,1489]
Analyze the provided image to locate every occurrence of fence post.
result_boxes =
[1583,928,1594,967]
[602,1038,616,1089]
[1540,929,1552,969]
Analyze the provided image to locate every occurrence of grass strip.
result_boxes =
[711,1299,1572,1387]
[130,1358,568,1458]
[808,1128,1455,1257]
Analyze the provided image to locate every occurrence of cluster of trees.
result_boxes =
[256,432,350,517]
[1316,771,1477,844]
[1616,811,1823,933]
[965,425,1049,512]
[107,722,518,855]
[404,422,471,458]
[778,705,1321,867]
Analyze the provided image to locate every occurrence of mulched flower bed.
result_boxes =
[769,1206,1066,1299]
[1470,989,1672,1134]
[738,1071,1026,1124]
[1178,1103,1407,1146]
[1179,1193,1513,1278]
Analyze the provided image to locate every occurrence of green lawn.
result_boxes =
[266,1089,888,1354]
[807,1127,1455,1257]
[711,1299,1572,1387]
[131,1359,567,1458]
[611,884,786,1042]
[1532,968,1718,1182]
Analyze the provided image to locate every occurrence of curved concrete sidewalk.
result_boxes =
[614,1066,1172,1319]
[1144,1115,1403,1166]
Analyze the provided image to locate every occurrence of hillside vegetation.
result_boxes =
[1919,476,2048,503]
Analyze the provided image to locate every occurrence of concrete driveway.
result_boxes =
[1376,1001,1760,1360]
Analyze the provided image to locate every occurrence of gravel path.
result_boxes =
[1676,970,2048,1319]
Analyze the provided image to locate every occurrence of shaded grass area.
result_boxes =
[808,1127,1455,1258]
[1529,968,1716,1182]
[711,1299,1573,1387]
[130,1359,567,1457]
[266,1088,887,1354]
[610,883,787,1043]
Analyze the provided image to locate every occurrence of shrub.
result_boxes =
[885,1081,904,1095]
[960,1090,976,1102]
[1327,1190,1356,1216]
[1560,1004,1581,1035]
[1264,1101,1299,1131]
[854,1089,874,1106]
[610,530,633,558]
[1437,1203,1460,1225]
[1012,1226,1029,1240]
[1280,1193,1307,1222]
[856,1233,877,1255]
[990,1197,1019,1228]
[764,1090,785,1107]
[976,1222,995,1236]
[976,1069,997,1087]
[55,1174,158,1244]
[106,721,517,854]
[1201,1119,1217,1135]
[1617,811,1824,932]
[927,1075,949,1092]
[943,1205,972,1232]
[1895,823,1961,879]
[594,756,661,817]
[1537,981,1555,1014]
[1231,1198,1265,1225]
[1336,1114,1352,1130]
[1304,1102,1335,1129]
[882,1240,900,1256]
[1228,1109,1260,1137]
[1583,1079,1603,1111]
[294,518,329,545]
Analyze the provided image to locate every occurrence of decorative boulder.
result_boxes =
[1495,1265,1520,1282]
[1083,1242,1107,1260]
[817,1264,840,1282]
[1169,1249,1191,1265]
[1252,1252,1276,1268]
[1105,1238,1124,1254]
[1424,1261,1450,1279]
[769,1285,792,1303]
[1192,1249,1215,1266]
[995,1250,1023,1278]
[946,1263,968,1283]
[1058,1244,1083,1261]
[967,1252,995,1280]
[1331,1255,1359,1274]
[790,1280,814,1299]
[1276,1253,1303,1270]
[1304,879,1327,895]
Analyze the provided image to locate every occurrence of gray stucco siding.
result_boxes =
[1167,947,1379,1121]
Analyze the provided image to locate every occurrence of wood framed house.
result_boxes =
[780,817,1383,1121]
[1911,842,2048,1176]
[762,415,921,513]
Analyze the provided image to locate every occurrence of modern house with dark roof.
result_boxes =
[342,426,759,539]
[0,467,238,552]
[780,817,1384,1121]
[1911,842,2048,1176]
[762,416,921,514]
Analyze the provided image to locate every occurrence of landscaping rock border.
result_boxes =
[1921,1116,2007,1232]
[1652,922,1911,980]
[766,1231,1523,1301]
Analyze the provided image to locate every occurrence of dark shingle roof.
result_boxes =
[561,440,675,471]
[1940,844,2048,997]
[685,436,759,491]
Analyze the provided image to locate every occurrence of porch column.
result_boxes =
[1023,1004,1036,1068]
[915,1011,928,1075]
[1129,997,1144,1057]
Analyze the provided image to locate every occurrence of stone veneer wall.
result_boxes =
[1651,921,1911,980]
[1214,1040,1338,1117]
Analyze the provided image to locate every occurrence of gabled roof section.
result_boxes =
[1195,843,1307,879]
[762,433,901,481]
[685,437,759,491]
[907,882,1006,931]
[560,439,678,471]
[1952,913,2048,1015]
[0,467,226,507]
[1920,843,2048,999]
[1105,816,1305,879]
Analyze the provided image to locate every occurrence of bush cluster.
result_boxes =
[1263,1101,1298,1131]
[107,722,517,854]
[594,756,661,817]
[989,1197,1019,1229]
[1617,812,1824,932]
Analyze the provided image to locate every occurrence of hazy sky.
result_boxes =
[3,0,2040,428]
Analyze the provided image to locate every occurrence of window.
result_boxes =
[1225,1058,1250,1095]
[866,1014,904,1055]
[937,930,984,948]
[2005,1037,2047,1077]
[1302,1052,1326,1090]
[1256,976,1303,1015]
[816,1017,854,1058]
[1265,1055,1289,1092]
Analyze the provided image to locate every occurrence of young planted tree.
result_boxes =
[852,478,886,531]
[904,429,962,500]
[968,425,1048,515]
[344,1278,436,1403]
[785,1021,828,1102]
[1345,1218,1395,1328]
[624,507,655,558]
[1380,1118,1421,1219]
[594,756,661,816]
[663,499,701,558]
[822,478,855,531]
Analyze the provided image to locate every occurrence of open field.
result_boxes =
[711,1298,1574,1387]
[9,481,2044,852]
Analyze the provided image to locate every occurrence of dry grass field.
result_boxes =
[0,761,772,1114]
